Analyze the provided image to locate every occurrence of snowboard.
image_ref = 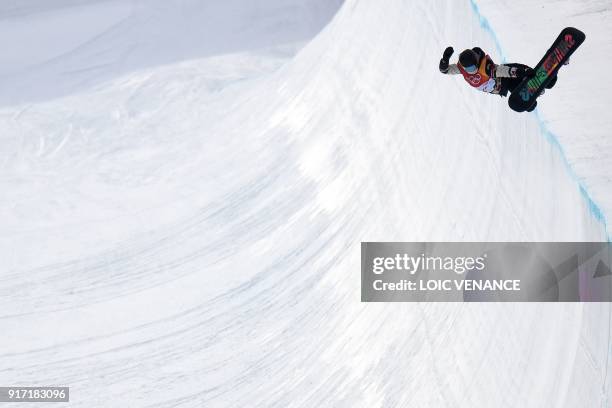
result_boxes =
[508,27,585,112]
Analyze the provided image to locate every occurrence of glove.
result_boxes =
[439,58,449,72]
[442,46,454,61]
[439,46,454,72]
[524,67,535,78]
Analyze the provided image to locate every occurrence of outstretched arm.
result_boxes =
[439,46,461,75]
[441,64,461,75]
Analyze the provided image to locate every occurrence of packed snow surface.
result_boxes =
[0,0,611,407]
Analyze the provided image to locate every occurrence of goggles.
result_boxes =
[463,64,478,74]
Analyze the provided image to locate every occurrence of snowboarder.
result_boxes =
[439,47,558,112]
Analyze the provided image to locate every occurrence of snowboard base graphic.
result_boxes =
[508,27,585,113]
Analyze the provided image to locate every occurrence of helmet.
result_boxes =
[459,49,479,73]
